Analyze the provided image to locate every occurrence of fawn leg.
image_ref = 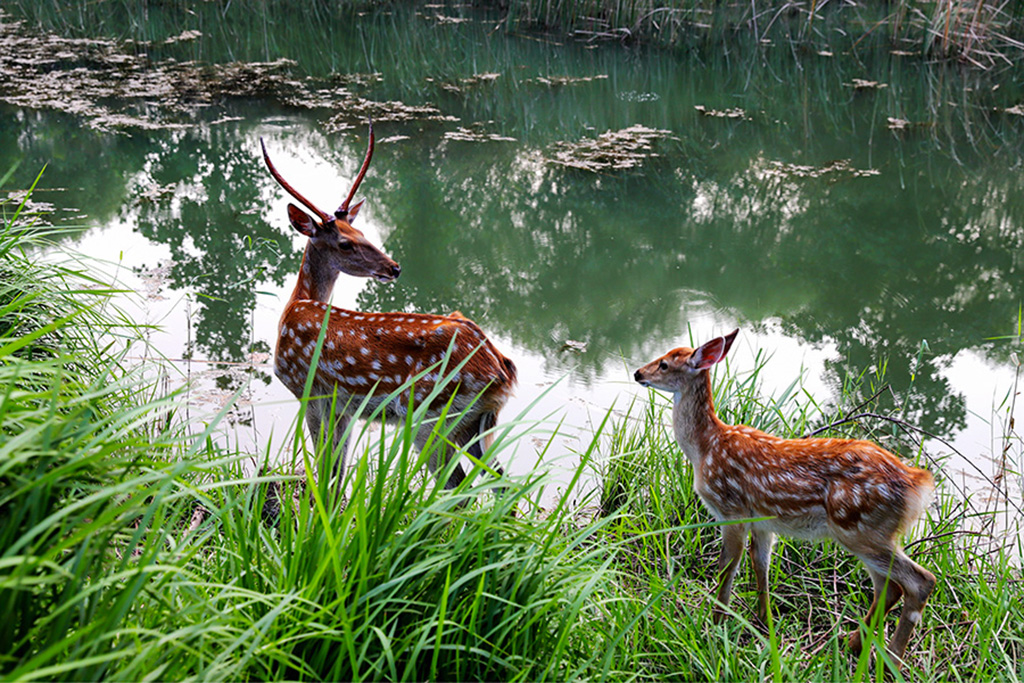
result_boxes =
[848,565,904,656]
[885,551,936,667]
[748,528,775,625]
[713,522,748,623]
[856,548,936,669]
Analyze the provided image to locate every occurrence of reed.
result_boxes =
[494,0,1024,67]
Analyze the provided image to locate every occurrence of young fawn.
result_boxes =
[262,124,516,494]
[634,329,936,668]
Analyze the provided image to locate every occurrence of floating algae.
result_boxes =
[757,158,880,181]
[530,74,609,88]
[442,122,516,143]
[694,104,749,119]
[545,125,676,173]
[0,9,456,133]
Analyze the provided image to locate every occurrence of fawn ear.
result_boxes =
[288,203,319,237]
[689,328,739,370]
[344,198,365,222]
[721,327,739,356]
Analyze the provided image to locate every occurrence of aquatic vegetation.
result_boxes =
[2,181,1022,678]
[529,74,610,87]
[758,158,881,181]
[443,123,517,143]
[694,104,748,120]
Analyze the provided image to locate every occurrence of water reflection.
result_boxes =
[129,130,296,362]
[1,0,1022,451]
[357,132,1023,437]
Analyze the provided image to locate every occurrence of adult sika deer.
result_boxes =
[262,124,516,494]
[634,329,935,669]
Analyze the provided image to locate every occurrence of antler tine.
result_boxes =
[336,119,375,219]
[260,137,331,224]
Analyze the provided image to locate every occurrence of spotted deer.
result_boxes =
[634,329,936,669]
[262,124,516,494]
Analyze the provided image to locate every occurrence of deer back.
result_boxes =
[275,301,517,418]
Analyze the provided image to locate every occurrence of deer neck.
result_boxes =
[672,372,723,466]
[287,241,339,306]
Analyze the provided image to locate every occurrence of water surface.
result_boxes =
[2,1,1022,502]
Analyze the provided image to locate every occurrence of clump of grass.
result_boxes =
[135,421,619,681]
[0,170,216,679]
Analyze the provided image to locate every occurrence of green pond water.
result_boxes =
[1,1,1022,500]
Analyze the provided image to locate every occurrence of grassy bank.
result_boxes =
[490,0,1024,67]
[2,177,1022,680]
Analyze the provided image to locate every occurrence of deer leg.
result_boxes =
[327,412,352,485]
[467,412,504,474]
[305,397,351,492]
[748,528,775,625]
[440,454,468,490]
[713,522,748,624]
[303,397,326,459]
[427,428,468,491]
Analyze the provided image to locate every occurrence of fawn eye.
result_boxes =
[659,360,668,371]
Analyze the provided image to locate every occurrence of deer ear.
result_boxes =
[689,329,739,370]
[288,203,318,237]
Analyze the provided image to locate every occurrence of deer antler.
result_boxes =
[336,119,374,219]
[260,138,331,224]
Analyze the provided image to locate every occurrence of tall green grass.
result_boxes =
[0,171,217,677]
[0,170,624,681]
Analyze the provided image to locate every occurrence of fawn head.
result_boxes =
[634,328,739,391]
[260,122,401,283]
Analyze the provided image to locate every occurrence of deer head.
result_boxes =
[261,122,401,283]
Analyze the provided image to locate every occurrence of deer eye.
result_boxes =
[338,240,354,251]
[658,360,668,371]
